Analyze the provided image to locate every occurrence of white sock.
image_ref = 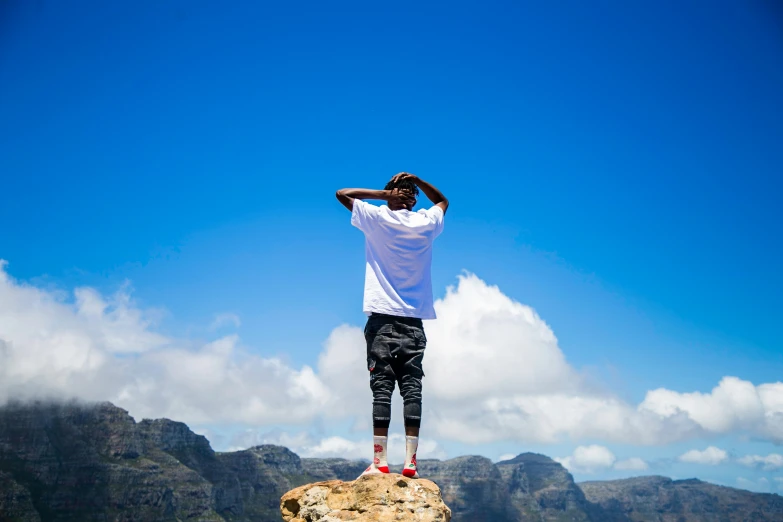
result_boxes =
[373,435,389,471]
[360,436,390,477]
[403,435,419,477]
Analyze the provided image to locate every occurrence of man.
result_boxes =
[336,172,448,478]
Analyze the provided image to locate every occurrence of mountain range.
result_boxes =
[1,401,781,521]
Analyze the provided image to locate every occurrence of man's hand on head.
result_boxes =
[390,172,419,185]
[389,173,448,214]
[387,188,416,211]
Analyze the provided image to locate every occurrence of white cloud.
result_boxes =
[228,429,314,453]
[209,313,241,330]
[678,446,728,465]
[316,325,372,419]
[556,446,647,474]
[3,263,783,451]
[229,430,446,463]
[425,274,578,401]
[422,276,783,445]
[496,454,516,462]
[737,453,783,471]
[556,445,616,474]
[736,476,771,493]
[0,261,329,425]
[614,457,648,471]
[124,335,330,424]
[639,378,783,442]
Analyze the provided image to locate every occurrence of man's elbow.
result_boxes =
[336,189,353,211]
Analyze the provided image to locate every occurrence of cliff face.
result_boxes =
[0,400,233,521]
[497,453,593,521]
[215,445,365,520]
[580,475,783,522]
[0,401,371,521]
[0,471,40,522]
[1,401,781,522]
[418,455,512,521]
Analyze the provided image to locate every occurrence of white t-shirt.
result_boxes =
[351,199,445,319]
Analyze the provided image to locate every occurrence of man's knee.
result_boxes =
[403,400,421,428]
[399,372,423,428]
[373,401,391,429]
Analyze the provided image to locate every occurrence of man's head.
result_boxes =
[385,177,419,211]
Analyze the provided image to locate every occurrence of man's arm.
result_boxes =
[335,189,388,211]
[335,188,415,211]
[390,173,449,214]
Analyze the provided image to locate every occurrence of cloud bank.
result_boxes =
[672,446,783,470]
[737,453,783,471]
[555,445,648,474]
[1,261,782,449]
[678,446,729,465]
[228,429,447,464]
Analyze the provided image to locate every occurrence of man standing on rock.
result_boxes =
[336,172,448,478]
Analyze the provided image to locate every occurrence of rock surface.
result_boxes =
[418,456,511,521]
[497,453,592,521]
[280,474,451,522]
[580,475,783,522]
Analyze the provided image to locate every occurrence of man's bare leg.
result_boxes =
[373,427,418,436]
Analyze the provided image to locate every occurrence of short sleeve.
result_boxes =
[351,199,380,233]
[425,205,445,238]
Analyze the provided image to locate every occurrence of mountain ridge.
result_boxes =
[1,400,780,521]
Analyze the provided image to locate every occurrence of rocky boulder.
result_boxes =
[280,474,452,521]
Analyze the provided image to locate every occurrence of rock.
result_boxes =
[418,456,511,521]
[0,400,231,521]
[0,471,40,522]
[579,475,783,522]
[418,452,591,521]
[497,453,591,521]
[280,474,452,521]
[217,445,313,520]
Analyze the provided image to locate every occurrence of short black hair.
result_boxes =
[384,177,419,196]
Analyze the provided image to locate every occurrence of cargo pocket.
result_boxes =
[412,330,426,378]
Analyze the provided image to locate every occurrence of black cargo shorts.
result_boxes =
[364,312,427,428]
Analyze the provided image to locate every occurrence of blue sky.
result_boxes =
[1,0,782,491]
